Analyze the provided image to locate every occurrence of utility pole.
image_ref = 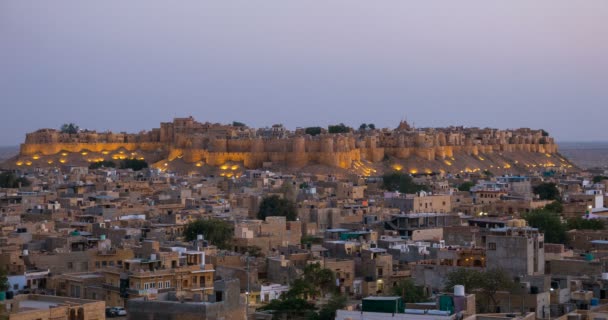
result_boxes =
[246,254,250,320]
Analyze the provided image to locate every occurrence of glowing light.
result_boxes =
[16,161,23,166]
[59,159,67,163]
[220,165,229,170]
[25,161,32,166]
[164,163,168,166]
[47,160,54,164]
[409,169,418,174]
[81,152,88,156]
[102,151,109,155]
[503,163,511,169]
[444,160,452,166]
[478,156,485,161]
[137,157,145,161]
[392,164,403,171]
[231,165,239,171]
[424,169,432,174]
[195,162,202,167]
[61,152,68,156]
[32,155,40,160]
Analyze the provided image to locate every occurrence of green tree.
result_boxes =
[258,195,297,221]
[328,123,350,134]
[232,121,246,127]
[391,279,427,303]
[305,127,322,136]
[359,123,367,131]
[445,268,514,313]
[382,172,428,194]
[593,176,608,184]
[368,123,375,130]
[533,182,560,201]
[0,268,9,292]
[458,181,475,192]
[314,294,347,320]
[60,123,79,134]
[567,217,604,230]
[544,201,563,213]
[183,219,234,249]
[89,160,116,169]
[0,172,31,188]
[120,159,148,171]
[522,209,567,243]
[245,245,264,258]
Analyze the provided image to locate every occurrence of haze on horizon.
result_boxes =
[1,0,607,146]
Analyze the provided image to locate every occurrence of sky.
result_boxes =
[1,1,607,146]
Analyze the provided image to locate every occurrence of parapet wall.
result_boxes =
[15,118,559,170]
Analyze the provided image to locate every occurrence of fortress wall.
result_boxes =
[305,140,321,153]
[209,138,227,152]
[226,139,253,153]
[264,140,289,153]
[19,142,164,156]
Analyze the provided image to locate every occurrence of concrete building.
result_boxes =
[485,227,544,277]
[0,294,105,320]
[126,278,246,320]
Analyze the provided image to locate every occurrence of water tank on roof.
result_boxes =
[454,285,465,297]
[100,235,106,240]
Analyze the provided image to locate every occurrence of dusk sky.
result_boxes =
[1,1,607,146]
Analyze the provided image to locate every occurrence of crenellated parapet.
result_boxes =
[16,118,559,170]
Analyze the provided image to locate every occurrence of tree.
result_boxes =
[382,172,428,194]
[89,160,116,169]
[328,123,350,134]
[183,219,234,249]
[522,209,567,243]
[120,159,148,171]
[258,195,297,221]
[315,294,347,320]
[445,268,514,313]
[60,123,79,134]
[0,268,9,292]
[544,201,563,213]
[232,121,246,127]
[305,127,322,136]
[567,217,604,230]
[0,171,30,188]
[458,181,475,192]
[359,123,367,131]
[533,182,560,201]
[391,279,427,303]
[593,176,608,184]
[368,123,375,130]
[245,245,264,258]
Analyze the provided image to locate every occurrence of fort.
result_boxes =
[9,117,570,174]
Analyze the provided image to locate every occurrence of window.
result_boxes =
[67,262,73,270]
[144,283,149,290]
[539,242,544,248]
[488,242,497,250]
[158,281,163,289]
[165,281,171,288]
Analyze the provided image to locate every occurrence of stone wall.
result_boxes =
[16,118,560,170]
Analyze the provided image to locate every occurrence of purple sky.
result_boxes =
[1,1,607,146]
